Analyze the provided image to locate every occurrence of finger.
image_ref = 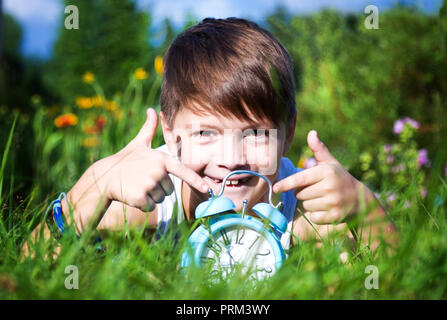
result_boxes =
[273,166,326,193]
[133,108,159,148]
[148,184,167,204]
[159,175,175,196]
[142,194,155,212]
[313,222,348,238]
[164,156,210,193]
[295,180,327,200]
[309,208,343,225]
[307,130,338,165]
[302,197,329,212]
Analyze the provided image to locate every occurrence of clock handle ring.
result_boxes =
[216,170,282,209]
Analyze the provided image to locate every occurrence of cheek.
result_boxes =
[179,138,214,170]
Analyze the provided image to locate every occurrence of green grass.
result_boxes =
[1,73,446,299]
[0,158,446,299]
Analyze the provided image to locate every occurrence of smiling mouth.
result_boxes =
[206,176,252,187]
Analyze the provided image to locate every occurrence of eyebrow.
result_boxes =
[184,122,274,131]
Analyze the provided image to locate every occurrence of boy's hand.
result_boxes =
[96,108,210,212]
[273,130,365,225]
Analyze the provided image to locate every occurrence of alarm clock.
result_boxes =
[180,170,287,281]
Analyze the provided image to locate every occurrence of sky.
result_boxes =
[3,0,443,59]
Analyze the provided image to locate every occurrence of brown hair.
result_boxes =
[160,17,296,128]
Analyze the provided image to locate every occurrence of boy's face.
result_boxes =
[161,105,294,212]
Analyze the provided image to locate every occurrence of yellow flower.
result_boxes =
[81,137,99,148]
[83,72,95,84]
[113,109,123,121]
[76,96,93,109]
[92,95,104,107]
[134,68,147,80]
[105,100,118,112]
[297,157,307,169]
[54,113,78,128]
[154,56,164,75]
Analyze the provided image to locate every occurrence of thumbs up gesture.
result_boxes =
[98,108,210,212]
[273,130,364,225]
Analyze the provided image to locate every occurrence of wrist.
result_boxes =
[62,160,113,234]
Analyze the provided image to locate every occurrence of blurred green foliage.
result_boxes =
[267,7,447,180]
[0,0,447,299]
[46,0,153,103]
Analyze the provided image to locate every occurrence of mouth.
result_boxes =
[204,175,253,189]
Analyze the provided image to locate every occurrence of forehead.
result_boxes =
[172,106,278,130]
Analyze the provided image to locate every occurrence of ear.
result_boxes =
[282,113,296,156]
[160,111,181,158]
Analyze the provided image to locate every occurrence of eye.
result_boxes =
[244,129,270,142]
[193,130,215,137]
[192,130,217,142]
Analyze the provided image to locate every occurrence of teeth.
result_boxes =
[210,177,249,185]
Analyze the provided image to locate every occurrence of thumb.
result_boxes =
[134,108,159,147]
[307,130,338,164]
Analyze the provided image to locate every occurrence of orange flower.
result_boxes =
[82,126,98,135]
[95,115,107,131]
[76,96,93,109]
[83,72,95,84]
[82,115,107,134]
[54,113,78,128]
[154,56,163,75]
[134,68,147,80]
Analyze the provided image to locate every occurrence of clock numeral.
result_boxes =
[255,249,271,258]
[200,256,216,264]
[207,241,222,254]
[235,228,245,245]
[256,266,273,274]
[248,236,260,250]
[220,229,231,246]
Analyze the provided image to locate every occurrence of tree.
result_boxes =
[46,0,152,103]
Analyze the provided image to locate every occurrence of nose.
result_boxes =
[216,131,248,170]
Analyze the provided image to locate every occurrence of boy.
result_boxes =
[25,18,396,258]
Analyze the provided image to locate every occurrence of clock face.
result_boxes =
[200,226,277,281]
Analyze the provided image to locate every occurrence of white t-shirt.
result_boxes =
[154,144,302,250]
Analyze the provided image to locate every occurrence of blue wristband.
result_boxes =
[45,192,70,236]
[52,200,65,234]
[45,192,103,248]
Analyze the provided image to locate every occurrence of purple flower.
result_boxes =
[393,117,420,135]
[386,193,397,203]
[403,117,420,130]
[386,155,394,164]
[305,157,317,169]
[417,149,431,168]
[384,144,392,153]
[393,120,405,134]
[392,164,406,173]
[444,164,447,177]
[421,188,427,198]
